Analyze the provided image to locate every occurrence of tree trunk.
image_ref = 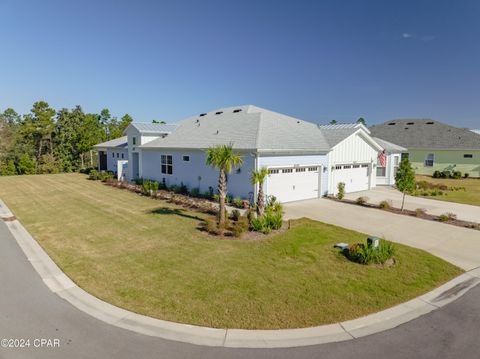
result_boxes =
[90,150,93,167]
[401,191,406,211]
[218,168,227,226]
[257,182,265,217]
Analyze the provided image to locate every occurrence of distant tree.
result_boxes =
[152,119,166,124]
[356,117,367,126]
[38,153,60,174]
[329,120,337,125]
[395,158,416,211]
[0,108,21,124]
[54,107,83,172]
[78,114,105,168]
[206,144,243,226]
[109,114,133,138]
[17,154,36,175]
[0,159,16,176]
[30,101,56,162]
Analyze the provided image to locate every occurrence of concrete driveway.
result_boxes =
[284,198,480,271]
[343,186,480,223]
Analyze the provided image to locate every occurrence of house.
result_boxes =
[94,105,397,203]
[93,136,128,173]
[370,119,480,177]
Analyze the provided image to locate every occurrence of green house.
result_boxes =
[370,119,480,177]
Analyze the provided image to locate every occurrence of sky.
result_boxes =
[0,0,479,128]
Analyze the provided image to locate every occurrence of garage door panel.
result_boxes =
[333,164,369,194]
[266,167,320,203]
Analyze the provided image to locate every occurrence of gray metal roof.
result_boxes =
[126,123,178,135]
[370,119,480,150]
[141,105,331,153]
[373,137,407,153]
[93,136,128,149]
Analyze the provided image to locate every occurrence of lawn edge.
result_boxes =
[1,198,479,349]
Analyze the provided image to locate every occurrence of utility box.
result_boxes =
[367,236,380,249]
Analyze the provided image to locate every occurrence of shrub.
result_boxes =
[225,195,233,204]
[142,180,160,196]
[190,187,200,197]
[433,170,441,178]
[336,182,345,200]
[452,170,462,179]
[356,196,369,205]
[464,173,470,178]
[232,216,249,237]
[88,169,99,180]
[379,200,392,209]
[179,182,189,194]
[439,212,457,222]
[232,196,243,208]
[440,171,450,179]
[348,239,395,265]
[415,208,427,217]
[230,209,241,221]
[212,194,220,202]
[263,209,283,230]
[134,178,144,185]
[98,171,114,182]
[205,219,223,236]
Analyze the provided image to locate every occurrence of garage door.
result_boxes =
[265,166,320,203]
[333,164,370,194]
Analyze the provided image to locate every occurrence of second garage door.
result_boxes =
[265,166,320,203]
[332,164,370,194]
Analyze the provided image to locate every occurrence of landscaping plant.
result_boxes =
[251,167,269,217]
[336,182,345,200]
[205,144,243,226]
[348,239,395,265]
[395,158,416,211]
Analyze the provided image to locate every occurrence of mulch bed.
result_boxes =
[327,196,480,231]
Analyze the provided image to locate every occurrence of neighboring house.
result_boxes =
[94,105,400,203]
[372,137,407,186]
[93,136,128,173]
[370,119,480,177]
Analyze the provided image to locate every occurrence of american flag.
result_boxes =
[378,151,386,167]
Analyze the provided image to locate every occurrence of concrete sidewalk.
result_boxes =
[284,198,480,271]
[343,186,480,223]
[1,198,480,349]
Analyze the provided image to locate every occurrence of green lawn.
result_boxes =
[0,173,462,329]
[416,175,480,206]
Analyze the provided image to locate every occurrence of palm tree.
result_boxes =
[251,167,269,217]
[206,144,243,225]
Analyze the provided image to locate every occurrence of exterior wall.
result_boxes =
[125,127,161,181]
[258,154,329,196]
[409,149,480,177]
[376,152,401,186]
[328,131,380,193]
[106,148,128,173]
[140,148,255,199]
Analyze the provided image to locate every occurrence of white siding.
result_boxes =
[258,154,329,196]
[106,148,128,173]
[377,153,400,186]
[140,149,255,199]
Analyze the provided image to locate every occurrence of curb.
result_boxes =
[1,198,479,348]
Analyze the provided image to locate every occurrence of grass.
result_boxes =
[416,175,480,206]
[0,173,462,329]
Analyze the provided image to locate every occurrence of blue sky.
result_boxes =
[0,0,479,127]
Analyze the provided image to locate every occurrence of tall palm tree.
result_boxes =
[206,144,243,226]
[251,167,269,217]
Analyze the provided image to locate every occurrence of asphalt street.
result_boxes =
[1,220,479,359]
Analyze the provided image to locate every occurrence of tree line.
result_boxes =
[0,101,133,176]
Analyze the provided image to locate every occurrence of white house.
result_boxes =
[94,105,402,203]
[93,136,128,173]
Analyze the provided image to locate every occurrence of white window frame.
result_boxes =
[132,137,137,145]
[425,153,434,167]
[161,154,173,175]
[182,155,190,162]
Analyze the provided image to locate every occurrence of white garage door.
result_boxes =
[333,164,370,193]
[265,166,320,203]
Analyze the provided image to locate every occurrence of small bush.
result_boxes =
[440,171,450,179]
[464,173,470,178]
[225,195,233,204]
[379,200,392,209]
[451,170,462,179]
[263,209,283,230]
[190,187,200,197]
[439,212,457,222]
[230,209,241,221]
[348,239,395,265]
[134,178,144,185]
[88,169,99,180]
[432,170,441,178]
[212,194,220,202]
[232,196,243,208]
[98,171,114,182]
[336,182,345,200]
[232,216,249,237]
[205,219,223,236]
[356,196,369,205]
[415,208,427,217]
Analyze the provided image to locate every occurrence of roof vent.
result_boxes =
[404,127,409,130]
[199,113,206,117]
[406,122,415,125]
[215,111,223,115]
[388,122,396,125]
[426,121,434,124]
[297,121,300,124]
[233,109,242,113]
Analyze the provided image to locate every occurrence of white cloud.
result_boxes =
[402,33,413,38]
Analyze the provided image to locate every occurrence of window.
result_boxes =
[425,153,434,167]
[343,165,352,169]
[308,167,318,171]
[282,168,293,173]
[295,168,306,172]
[132,137,137,145]
[352,164,360,168]
[464,154,473,158]
[269,169,279,174]
[335,165,342,170]
[361,164,369,168]
[121,153,124,159]
[116,153,119,158]
[376,167,386,177]
[112,152,114,158]
[161,155,173,174]
[182,155,190,162]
